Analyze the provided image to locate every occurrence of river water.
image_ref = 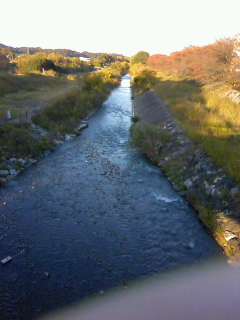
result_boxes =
[0,75,222,319]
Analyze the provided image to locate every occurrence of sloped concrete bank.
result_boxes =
[133,90,240,264]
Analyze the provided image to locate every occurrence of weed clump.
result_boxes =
[0,123,54,158]
[129,123,171,164]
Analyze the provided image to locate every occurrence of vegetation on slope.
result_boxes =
[32,63,128,135]
[130,38,240,185]
[0,49,129,169]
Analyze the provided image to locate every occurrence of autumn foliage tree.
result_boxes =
[147,37,239,83]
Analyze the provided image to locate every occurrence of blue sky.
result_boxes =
[1,0,239,57]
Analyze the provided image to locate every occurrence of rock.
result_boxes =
[204,181,215,196]
[224,231,237,241]
[74,122,89,135]
[10,169,18,175]
[28,159,37,164]
[230,187,239,197]
[43,150,52,156]
[5,160,13,166]
[54,139,64,146]
[1,256,12,265]
[64,134,75,141]
[184,179,193,189]
[33,129,42,135]
[6,175,16,181]
[0,170,9,176]
[214,177,223,184]
[18,158,26,165]
[0,177,7,184]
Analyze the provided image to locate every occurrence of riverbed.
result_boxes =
[0,75,222,320]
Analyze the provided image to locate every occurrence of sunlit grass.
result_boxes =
[0,73,81,122]
[154,73,240,184]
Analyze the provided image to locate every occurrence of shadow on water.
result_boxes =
[0,75,224,320]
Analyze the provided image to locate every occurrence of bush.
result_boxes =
[130,64,156,95]
[131,115,141,124]
[16,53,56,74]
[0,123,54,158]
[129,123,171,163]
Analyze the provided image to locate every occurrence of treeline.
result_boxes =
[0,43,126,60]
[0,44,128,73]
[0,44,99,59]
[14,52,128,75]
[0,47,129,76]
[147,37,240,87]
[15,52,93,75]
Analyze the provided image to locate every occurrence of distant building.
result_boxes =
[79,57,91,62]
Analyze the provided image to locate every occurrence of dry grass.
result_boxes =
[154,73,240,184]
[0,73,81,122]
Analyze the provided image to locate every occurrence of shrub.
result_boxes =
[129,123,171,163]
[32,68,123,135]
[131,115,141,124]
[0,123,54,158]
[130,64,157,95]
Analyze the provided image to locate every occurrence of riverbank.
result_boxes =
[0,69,126,186]
[0,120,89,185]
[133,90,240,265]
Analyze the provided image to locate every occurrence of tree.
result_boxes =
[130,51,149,66]
[0,54,10,70]
[98,53,115,66]
[147,37,237,83]
[16,53,56,73]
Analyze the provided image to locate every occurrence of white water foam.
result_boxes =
[151,191,179,203]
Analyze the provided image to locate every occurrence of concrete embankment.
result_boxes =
[133,90,240,264]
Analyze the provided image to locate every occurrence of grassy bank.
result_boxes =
[0,72,80,123]
[130,72,240,262]
[154,73,240,185]
[0,122,55,160]
[0,66,126,174]
[32,67,123,135]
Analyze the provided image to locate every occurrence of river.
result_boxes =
[0,75,222,319]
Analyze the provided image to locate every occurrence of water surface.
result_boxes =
[0,75,222,319]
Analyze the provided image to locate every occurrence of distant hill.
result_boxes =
[0,44,125,59]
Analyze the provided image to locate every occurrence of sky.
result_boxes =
[1,0,239,57]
